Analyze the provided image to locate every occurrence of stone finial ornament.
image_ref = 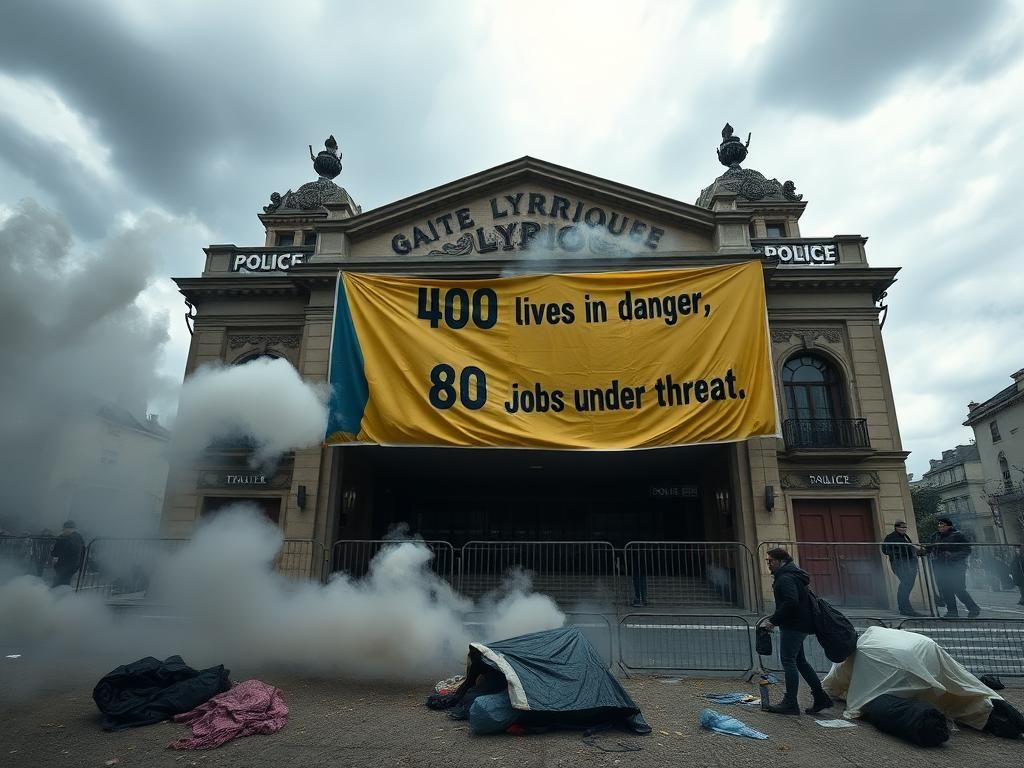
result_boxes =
[309,135,342,179]
[717,123,751,168]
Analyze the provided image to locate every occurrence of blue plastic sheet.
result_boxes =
[699,708,769,740]
[704,693,752,705]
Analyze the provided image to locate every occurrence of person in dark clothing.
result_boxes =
[881,521,924,616]
[925,518,980,618]
[51,520,85,588]
[1010,544,1024,607]
[763,547,833,716]
[629,547,648,607]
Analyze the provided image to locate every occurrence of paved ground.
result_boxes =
[2,659,1022,768]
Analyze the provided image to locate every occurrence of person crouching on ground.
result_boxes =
[763,548,833,715]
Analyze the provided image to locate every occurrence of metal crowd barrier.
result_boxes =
[897,617,1024,677]
[76,537,327,597]
[758,617,891,675]
[330,539,455,584]
[76,537,189,598]
[276,539,329,581]
[458,540,617,604]
[0,535,56,580]
[931,541,1024,616]
[757,540,933,614]
[460,611,614,668]
[618,613,754,674]
[622,541,759,611]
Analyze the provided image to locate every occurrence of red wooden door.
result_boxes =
[794,499,882,607]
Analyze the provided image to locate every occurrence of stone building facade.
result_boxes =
[919,443,1002,543]
[965,368,1024,545]
[161,128,915,605]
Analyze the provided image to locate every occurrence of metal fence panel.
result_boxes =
[460,612,613,668]
[331,539,455,584]
[897,618,1024,677]
[622,541,758,611]
[278,539,328,581]
[757,540,1024,620]
[0,535,56,581]
[618,613,754,674]
[925,542,1024,618]
[757,541,934,614]
[459,541,617,604]
[76,538,189,598]
[758,617,890,675]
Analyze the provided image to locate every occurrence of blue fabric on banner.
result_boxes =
[326,274,369,436]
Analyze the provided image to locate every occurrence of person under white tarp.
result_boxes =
[822,626,998,730]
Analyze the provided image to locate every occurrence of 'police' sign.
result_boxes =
[231,252,306,272]
[764,242,837,266]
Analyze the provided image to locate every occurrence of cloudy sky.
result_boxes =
[0,0,1021,479]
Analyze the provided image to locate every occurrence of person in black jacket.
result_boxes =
[763,548,833,715]
[1010,544,1024,606]
[50,520,85,588]
[925,518,980,618]
[881,521,924,616]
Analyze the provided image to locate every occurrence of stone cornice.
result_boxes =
[293,252,769,278]
[770,327,843,344]
[768,266,898,301]
[175,277,306,302]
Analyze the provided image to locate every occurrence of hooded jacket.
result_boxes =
[768,561,817,633]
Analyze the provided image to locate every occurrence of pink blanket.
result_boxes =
[168,680,288,750]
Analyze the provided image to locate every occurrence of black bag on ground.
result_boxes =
[984,699,1024,739]
[755,625,773,656]
[92,655,230,731]
[979,674,1005,691]
[809,591,857,663]
[860,694,949,747]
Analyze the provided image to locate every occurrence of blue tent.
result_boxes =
[432,626,650,734]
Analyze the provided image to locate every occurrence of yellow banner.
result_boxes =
[326,261,778,448]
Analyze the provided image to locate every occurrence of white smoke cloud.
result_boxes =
[170,358,329,465]
[0,509,565,697]
[0,200,201,535]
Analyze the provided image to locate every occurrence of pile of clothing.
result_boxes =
[93,655,288,749]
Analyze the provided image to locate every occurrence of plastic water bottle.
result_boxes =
[759,674,771,710]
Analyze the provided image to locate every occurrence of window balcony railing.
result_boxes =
[993,480,1024,501]
[782,418,871,451]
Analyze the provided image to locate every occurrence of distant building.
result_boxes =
[964,368,1024,544]
[40,404,170,538]
[919,443,1000,542]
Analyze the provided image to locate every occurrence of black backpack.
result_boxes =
[809,590,858,663]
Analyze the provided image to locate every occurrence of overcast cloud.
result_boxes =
[1,0,1022,481]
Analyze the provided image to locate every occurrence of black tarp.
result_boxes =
[431,626,650,734]
[93,655,230,731]
[860,694,950,747]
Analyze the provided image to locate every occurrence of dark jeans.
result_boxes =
[935,562,980,615]
[631,568,648,605]
[891,561,918,612]
[778,629,824,703]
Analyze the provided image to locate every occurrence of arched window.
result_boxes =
[782,355,846,421]
[999,453,1011,490]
